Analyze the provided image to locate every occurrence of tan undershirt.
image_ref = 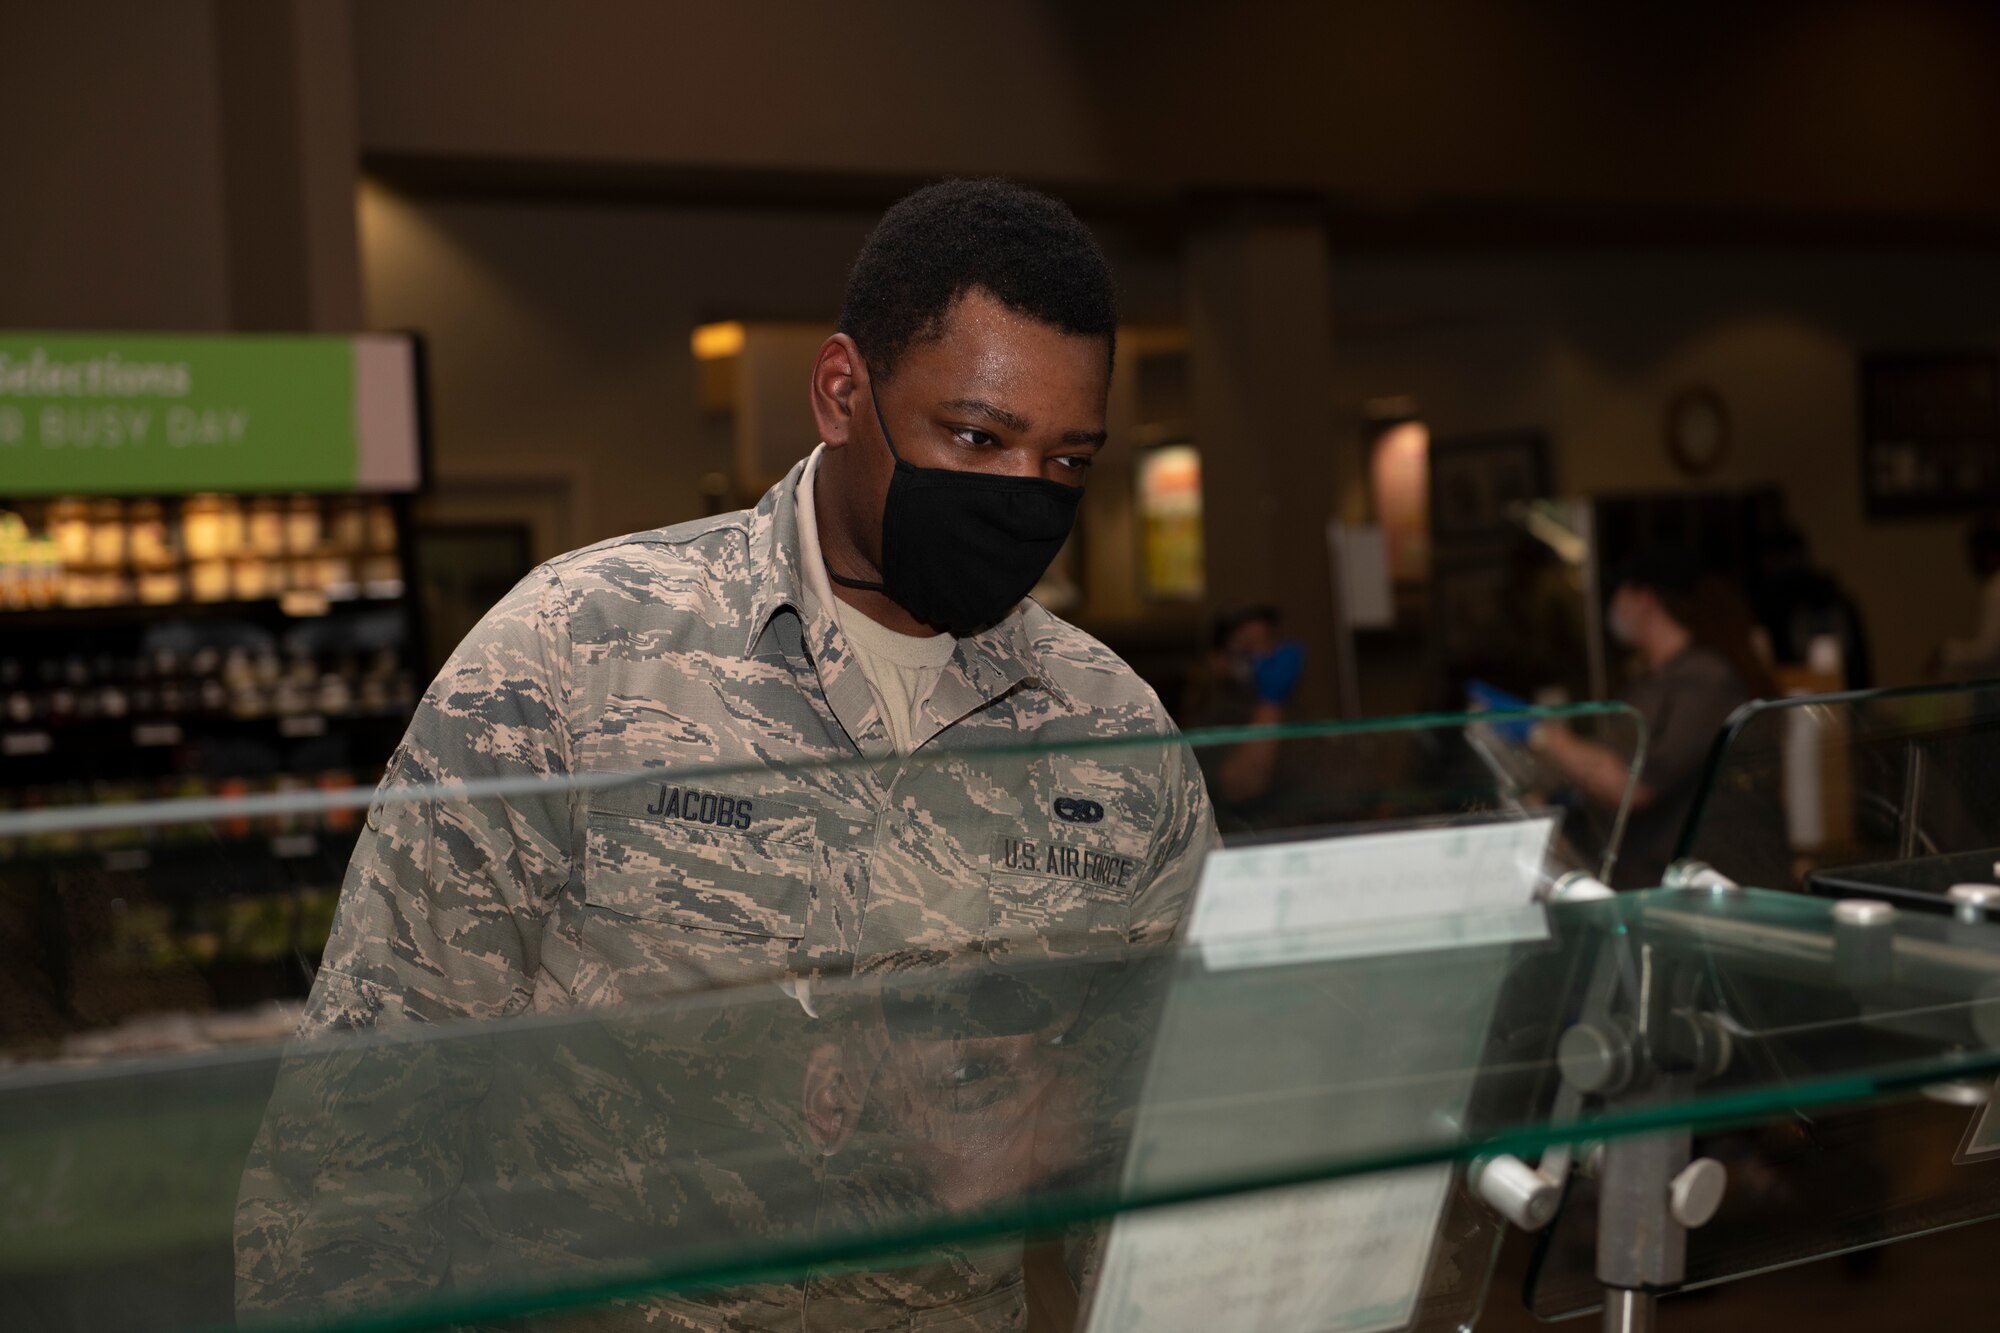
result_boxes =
[796,445,957,753]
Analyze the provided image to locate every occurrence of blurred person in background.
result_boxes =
[1181,605,1306,826]
[1932,513,2000,682]
[1531,549,1767,889]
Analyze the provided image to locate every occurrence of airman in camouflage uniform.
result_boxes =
[236,177,1217,1331]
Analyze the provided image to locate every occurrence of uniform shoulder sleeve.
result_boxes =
[1129,725,1221,947]
[309,565,578,1030]
[236,570,579,1312]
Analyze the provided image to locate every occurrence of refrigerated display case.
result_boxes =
[0,331,426,1040]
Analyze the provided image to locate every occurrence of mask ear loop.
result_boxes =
[826,365,897,594]
[866,369,906,465]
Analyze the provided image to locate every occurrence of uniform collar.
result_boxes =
[745,452,1048,750]
[926,613,1043,736]
[744,456,810,655]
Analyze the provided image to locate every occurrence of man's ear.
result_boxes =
[803,1040,866,1156]
[810,334,864,448]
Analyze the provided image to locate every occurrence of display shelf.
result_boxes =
[0,822,358,873]
[0,586,408,628]
[0,706,409,759]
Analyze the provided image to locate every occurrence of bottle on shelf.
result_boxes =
[88,499,126,566]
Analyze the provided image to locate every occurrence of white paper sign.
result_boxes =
[1093,1168,1453,1333]
[1329,522,1395,629]
[1186,816,1556,968]
[1087,817,1557,1333]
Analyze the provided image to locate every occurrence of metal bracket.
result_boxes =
[1469,1153,1562,1231]
[1662,860,1739,892]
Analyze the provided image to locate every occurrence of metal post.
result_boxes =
[1594,1117,1690,1332]
[1602,1287,1655,1333]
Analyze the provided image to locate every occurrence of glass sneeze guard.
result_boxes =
[1675,677,2000,898]
[1521,678,2000,1321]
[2,704,1674,1333]
[11,888,2000,1330]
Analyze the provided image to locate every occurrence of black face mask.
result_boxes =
[827,373,1082,635]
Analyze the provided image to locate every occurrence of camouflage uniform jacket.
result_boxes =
[236,456,1218,1328]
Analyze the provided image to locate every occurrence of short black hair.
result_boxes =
[839,178,1117,381]
[1611,546,1703,627]
[1611,547,1702,600]
[1211,604,1281,651]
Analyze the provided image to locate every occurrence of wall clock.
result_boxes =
[1666,386,1730,478]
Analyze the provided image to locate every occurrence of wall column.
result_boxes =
[213,0,364,332]
[1184,199,1344,717]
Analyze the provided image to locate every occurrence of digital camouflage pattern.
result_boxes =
[235,456,1216,1329]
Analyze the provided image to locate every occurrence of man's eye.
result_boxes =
[951,427,999,448]
[1056,455,1095,474]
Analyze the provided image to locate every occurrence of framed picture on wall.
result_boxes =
[1861,351,2000,518]
[1136,441,1205,600]
[1427,430,1553,547]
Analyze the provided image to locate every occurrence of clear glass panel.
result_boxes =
[11,875,2000,1331]
[1525,878,2000,1318]
[1676,679,2000,898]
[1518,680,2000,1319]
[14,791,2000,1333]
[0,705,1644,1063]
[2,708,1662,1333]
[1528,1092,2000,1320]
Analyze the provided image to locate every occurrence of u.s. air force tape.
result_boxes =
[992,835,1136,890]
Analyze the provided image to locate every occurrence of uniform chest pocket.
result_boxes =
[986,831,1140,950]
[585,810,813,941]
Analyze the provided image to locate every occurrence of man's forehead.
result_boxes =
[912,289,1111,369]
[899,340,1108,429]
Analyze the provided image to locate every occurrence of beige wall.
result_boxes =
[14,1,2000,704]
[335,0,2000,710]
[1,0,361,335]
[1187,211,1342,716]
[353,0,1108,185]
[19,1,2000,345]
[361,176,2000,693]
[359,186,859,552]
[1078,2,2000,217]
[1,3,233,330]
[735,324,834,496]
[1326,250,2000,687]
[353,1,2000,224]
[359,186,1179,558]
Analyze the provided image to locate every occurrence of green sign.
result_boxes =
[0,333,365,495]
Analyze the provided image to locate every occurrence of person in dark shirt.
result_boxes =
[1932,512,2000,681]
[1531,550,1757,889]
[1754,525,1872,690]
